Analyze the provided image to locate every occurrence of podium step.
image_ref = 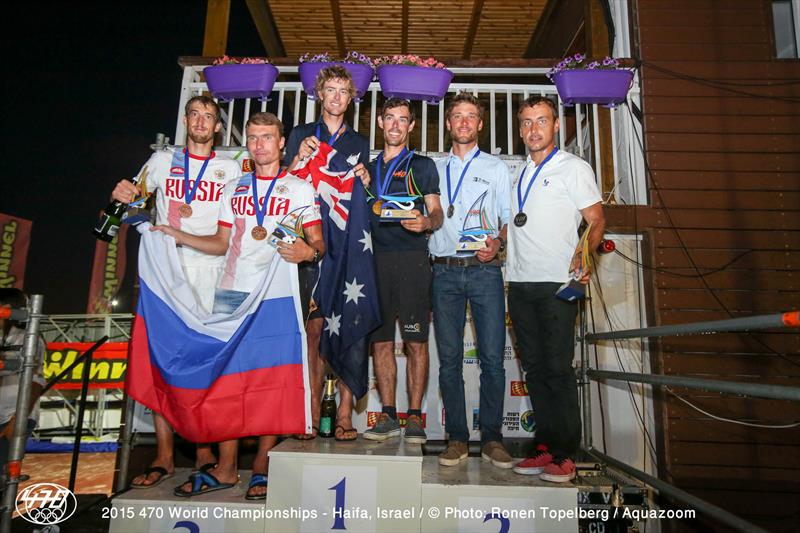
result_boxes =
[109,468,266,533]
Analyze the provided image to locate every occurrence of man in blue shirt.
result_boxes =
[284,66,371,441]
[361,98,443,444]
[429,92,512,469]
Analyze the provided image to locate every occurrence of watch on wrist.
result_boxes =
[312,248,322,263]
[497,236,506,253]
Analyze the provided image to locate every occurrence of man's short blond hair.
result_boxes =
[314,66,356,99]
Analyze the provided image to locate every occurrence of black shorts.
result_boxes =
[370,250,431,343]
[298,262,322,322]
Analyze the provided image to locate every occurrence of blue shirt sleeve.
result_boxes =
[282,126,304,168]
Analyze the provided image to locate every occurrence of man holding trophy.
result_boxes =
[508,96,605,483]
[362,98,443,444]
[428,92,512,469]
[109,95,241,489]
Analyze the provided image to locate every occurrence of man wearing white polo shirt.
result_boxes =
[508,96,605,483]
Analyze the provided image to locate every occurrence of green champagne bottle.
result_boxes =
[319,375,337,438]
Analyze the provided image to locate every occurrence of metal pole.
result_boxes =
[588,369,800,402]
[585,447,770,533]
[68,350,94,492]
[579,299,592,450]
[114,395,135,492]
[0,295,43,533]
[585,310,799,342]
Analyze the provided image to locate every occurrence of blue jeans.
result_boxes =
[432,263,506,445]
[212,289,249,314]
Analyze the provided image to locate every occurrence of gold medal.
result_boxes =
[251,225,268,240]
[178,203,193,218]
[372,200,384,216]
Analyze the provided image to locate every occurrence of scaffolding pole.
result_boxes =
[0,295,43,533]
[585,310,799,342]
[585,447,770,533]
[588,369,800,402]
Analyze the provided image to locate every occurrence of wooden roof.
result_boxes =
[259,0,548,59]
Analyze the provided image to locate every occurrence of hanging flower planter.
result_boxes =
[552,69,634,108]
[548,55,634,108]
[298,61,374,102]
[203,63,279,103]
[376,64,453,104]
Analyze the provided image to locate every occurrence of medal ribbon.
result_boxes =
[251,170,283,229]
[516,147,559,215]
[316,122,345,147]
[446,149,481,210]
[375,148,414,199]
[183,150,212,205]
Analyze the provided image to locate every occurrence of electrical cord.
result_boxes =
[666,388,800,429]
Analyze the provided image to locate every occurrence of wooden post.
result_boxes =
[203,0,231,58]
[584,0,616,201]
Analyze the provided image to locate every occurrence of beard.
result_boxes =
[188,128,215,145]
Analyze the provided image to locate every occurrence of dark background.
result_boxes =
[1,1,264,313]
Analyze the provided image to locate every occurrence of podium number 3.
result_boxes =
[329,477,347,530]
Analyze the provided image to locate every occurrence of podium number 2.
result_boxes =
[329,477,346,530]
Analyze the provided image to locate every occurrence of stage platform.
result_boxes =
[110,437,647,532]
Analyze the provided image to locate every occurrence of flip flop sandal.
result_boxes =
[245,474,268,500]
[334,425,358,441]
[173,471,236,498]
[130,466,173,489]
[196,462,217,473]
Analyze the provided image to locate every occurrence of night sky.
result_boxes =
[2,1,264,313]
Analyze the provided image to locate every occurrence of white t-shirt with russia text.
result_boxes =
[217,171,321,293]
[136,147,242,267]
[506,149,602,283]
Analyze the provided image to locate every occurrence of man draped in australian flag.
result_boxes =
[284,65,380,441]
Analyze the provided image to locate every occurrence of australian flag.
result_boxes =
[293,143,380,398]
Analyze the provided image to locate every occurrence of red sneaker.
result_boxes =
[512,444,553,475]
[540,457,576,483]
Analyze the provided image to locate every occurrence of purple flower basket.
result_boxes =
[298,62,375,102]
[552,69,634,108]
[376,65,454,104]
[203,64,279,103]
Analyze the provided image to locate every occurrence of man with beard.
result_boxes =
[153,112,323,499]
[361,98,442,444]
[283,66,371,441]
[429,92,512,468]
[111,95,241,488]
[508,96,604,482]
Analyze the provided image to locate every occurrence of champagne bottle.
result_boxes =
[319,374,337,438]
[92,177,134,242]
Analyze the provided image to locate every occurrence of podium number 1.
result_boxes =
[329,477,346,530]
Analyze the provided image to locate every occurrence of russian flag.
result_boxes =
[125,224,310,442]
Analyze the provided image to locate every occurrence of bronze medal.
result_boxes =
[447,205,455,218]
[372,200,384,216]
[178,203,193,218]
[251,225,268,240]
[514,212,527,227]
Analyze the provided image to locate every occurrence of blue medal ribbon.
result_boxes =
[315,122,345,147]
[516,147,559,216]
[446,149,481,210]
[375,148,414,199]
[183,150,212,205]
[251,171,283,229]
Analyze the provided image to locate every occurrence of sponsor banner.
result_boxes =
[352,320,533,440]
[44,342,128,389]
[0,213,32,289]
[87,220,128,314]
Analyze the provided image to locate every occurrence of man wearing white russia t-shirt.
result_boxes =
[111,95,241,489]
[507,97,605,483]
[153,112,324,500]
